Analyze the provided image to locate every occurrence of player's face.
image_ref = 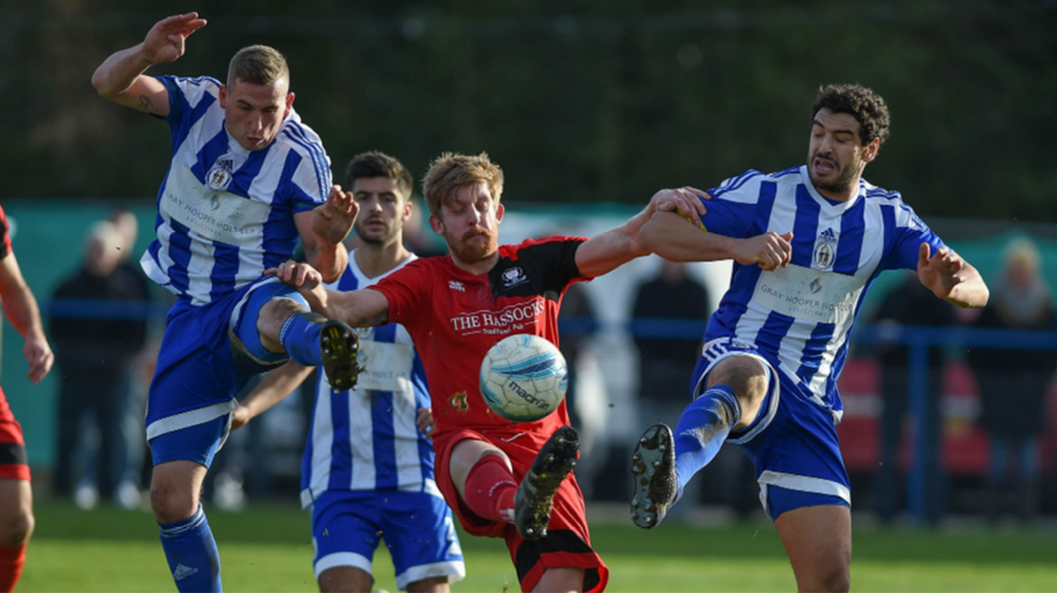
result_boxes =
[807,108,879,200]
[351,177,411,247]
[430,182,504,264]
[219,78,294,151]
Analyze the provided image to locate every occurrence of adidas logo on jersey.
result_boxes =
[173,564,199,581]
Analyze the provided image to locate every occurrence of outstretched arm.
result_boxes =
[0,252,53,384]
[268,261,391,327]
[640,209,793,271]
[91,12,207,116]
[231,361,314,430]
[917,243,989,308]
[295,185,358,284]
[575,186,709,278]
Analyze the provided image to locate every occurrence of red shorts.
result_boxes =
[0,388,30,481]
[434,428,608,593]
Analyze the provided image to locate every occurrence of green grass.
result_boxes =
[17,502,1057,592]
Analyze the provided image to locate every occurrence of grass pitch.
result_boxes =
[18,501,1057,592]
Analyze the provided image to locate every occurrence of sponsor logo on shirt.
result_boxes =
[813,227,837,270]
[501,266,528,288]
[206,156,234,192]
[448,280,465,292]
[449,300,545,335]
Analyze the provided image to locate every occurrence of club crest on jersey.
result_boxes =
[206,158,234,192]
[813,228,838,270]
[501,266,528,288]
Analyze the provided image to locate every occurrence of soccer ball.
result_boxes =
[479,334,568,423]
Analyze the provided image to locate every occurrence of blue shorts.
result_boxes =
[145,277,308,466]
[311,489,465,590]
[691,338,851,520]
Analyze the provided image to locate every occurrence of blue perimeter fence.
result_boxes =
[49,299,1057,523]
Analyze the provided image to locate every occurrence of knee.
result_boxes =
[0,508,34,547]
[707,356,769,410]
[800,563,850,593]
[150,481,197,524]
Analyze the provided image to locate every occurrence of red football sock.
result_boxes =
[463,455,518,524]
[0,543,26,593]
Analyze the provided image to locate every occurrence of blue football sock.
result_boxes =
[158,504,222,593]
[673,385,742,498]
[279,311,325,367]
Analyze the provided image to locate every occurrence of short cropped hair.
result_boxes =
[228,45,289,88]
[345,151,413,200]
[422,152,504,215]
[812,84,890,146]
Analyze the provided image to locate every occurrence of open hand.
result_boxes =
[311,185,358,246]
[23,334,53,384]
[142,13,207,65]
[917,243,965,299]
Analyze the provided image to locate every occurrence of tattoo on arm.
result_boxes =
[354,307,389,328]
[138,95,154,113]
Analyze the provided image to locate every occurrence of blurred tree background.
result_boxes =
[1,0,1055,220]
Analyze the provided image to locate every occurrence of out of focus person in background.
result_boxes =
[51,221,147,510]
[631,260,711,421]
[630,260,716,516]
[870,270,957,526]
[107,207,152,506]
[968,238,1057,523]
[0,203,55,593]
[558,277,598,431]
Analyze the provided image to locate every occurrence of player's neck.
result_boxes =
[450,252,500,276]
[354,239,412,279]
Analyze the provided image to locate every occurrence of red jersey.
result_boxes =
[371,236,587,441]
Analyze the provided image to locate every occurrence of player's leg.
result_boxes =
[631,350,772,527]
[0,478,31,593]
[773,504,851,593]
[237,279,360,391]
[383,492,464,593]
[318,566,373,593]
[450,437,520,526]
[311,491,382,593]
[0,393,32,593]
[149,410,230,592]
[514,426,579,540]
[532,567,585,593]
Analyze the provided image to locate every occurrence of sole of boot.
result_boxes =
[629,423,676,529]
[320,319,360,391]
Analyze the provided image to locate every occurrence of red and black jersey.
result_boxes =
[371,236,588,441]
[0,204,11,259]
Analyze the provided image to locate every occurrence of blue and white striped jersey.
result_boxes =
[702,166,945,419]
[301,252,438,507]
[140,75,332,306]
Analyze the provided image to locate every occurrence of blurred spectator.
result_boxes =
[968,238,1056,522]
[630,260,718,515]
[631,260,711,414]
[51,221,148,509]
[107,208,152,503]
[870,270,957,526]
[558,281,597,430]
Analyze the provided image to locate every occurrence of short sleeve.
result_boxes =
[702,170,767,238]
[280,117,333,213]
[884,202,945,271]
[156,75,222,152]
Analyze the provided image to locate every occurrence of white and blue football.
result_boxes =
[479,334,568,423]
